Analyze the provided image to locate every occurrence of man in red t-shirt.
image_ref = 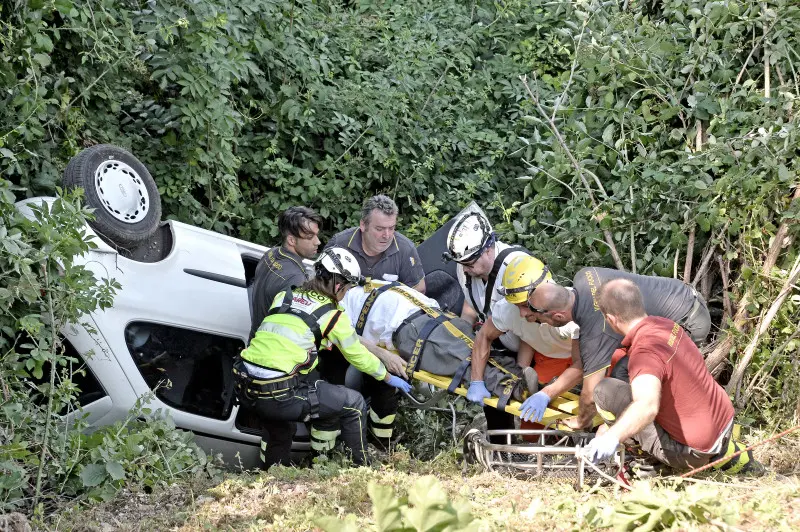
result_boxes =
[585,279,760,474]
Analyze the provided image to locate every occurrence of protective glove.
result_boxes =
[385,374,412,394]
[466,381,491,404]
[585,433,620,464]
[519,391,550,422]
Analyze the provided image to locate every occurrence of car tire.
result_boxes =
[64,144,162,247]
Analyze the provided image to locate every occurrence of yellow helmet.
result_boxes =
[498,255,551,304]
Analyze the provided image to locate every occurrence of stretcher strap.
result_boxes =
[448,357,472,393]
[495,380,515,410]
[405,315,448,381]
[357,281,456,338]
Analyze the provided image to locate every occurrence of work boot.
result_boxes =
[523,367,539,396]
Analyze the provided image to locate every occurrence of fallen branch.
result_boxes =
[716,254,733,321]
[692,221,729,289]
[520,75,624,270]
[726,253,800,404]
[705,185,800,375]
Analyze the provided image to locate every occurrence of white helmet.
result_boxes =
[316,247,363,285]
[444,212,493,263]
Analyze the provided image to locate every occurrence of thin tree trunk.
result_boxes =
[705,186,800,375]
[727,254,800,405]
[684,225,696,283]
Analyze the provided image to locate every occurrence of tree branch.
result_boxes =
[727,253,800,405]
[520,75,624,270]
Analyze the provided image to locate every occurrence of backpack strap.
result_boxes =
[466,246,530,322]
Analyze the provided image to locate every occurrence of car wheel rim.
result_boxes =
[94,159,150,223]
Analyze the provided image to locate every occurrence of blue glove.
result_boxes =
[386,374,412,394]
[466,381,491,404]
[519,391,550,422]
[585,433,620,464]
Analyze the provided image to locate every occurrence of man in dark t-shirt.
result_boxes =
[518,267,710,429]
[585,280,759,474]
[326,195,425,292]
[247,206,322,469]
[249,207,322,340]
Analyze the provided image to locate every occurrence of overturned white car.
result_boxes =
[19,145,464,468]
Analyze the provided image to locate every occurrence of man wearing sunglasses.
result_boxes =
[518,267,710,430]
[467,255,579,408]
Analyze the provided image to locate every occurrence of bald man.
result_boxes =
[518,267,710,429]
[585,279,760,475]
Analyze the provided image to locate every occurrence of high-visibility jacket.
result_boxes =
[242,289,387,380]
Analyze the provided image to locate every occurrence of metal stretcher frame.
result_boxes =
[410,369,603,427]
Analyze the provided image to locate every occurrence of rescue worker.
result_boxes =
[467,256,577,406]
[250,206,322,340]
[341,280,535,410]
[234,247,412,467]
[519,267,711,430]
[586,279,761,475]
[326,195,425,292]
[443,210,530,436]
[246,206,322,469]
[323,195,425,448]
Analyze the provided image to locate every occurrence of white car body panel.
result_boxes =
[16,197,284,468]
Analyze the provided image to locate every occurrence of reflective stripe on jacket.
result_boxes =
[242,289,387,380]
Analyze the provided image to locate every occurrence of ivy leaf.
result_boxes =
[602,124,615,145]
[33,53,51,68]
[80,464,108,487]
[777,165,791,182]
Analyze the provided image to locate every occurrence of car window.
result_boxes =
[125,322,243,420]
[23,337,108,415]
[66,338,107,408]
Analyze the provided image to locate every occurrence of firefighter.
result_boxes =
[468,255,577,405]
[233,247,412,467]
[585,279,762,475]
[443,210,530,438]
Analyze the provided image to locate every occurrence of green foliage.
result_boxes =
[1,0,565,241]
[317,476,481,532]
[583,480,738,531]
[0,182,218,511]
[62,399,220,502]
[396,397,483,461]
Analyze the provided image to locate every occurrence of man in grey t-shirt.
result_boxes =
[326,195,425,292]
[517,267,710,429]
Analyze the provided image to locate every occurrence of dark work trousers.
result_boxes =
[236,376,370,466]
[318,347,399,446]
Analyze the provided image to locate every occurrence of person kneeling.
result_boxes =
[585,279,761,475]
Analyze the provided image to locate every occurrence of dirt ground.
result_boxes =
[37,431,800,531]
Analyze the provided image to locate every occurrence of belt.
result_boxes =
[233,358,306,397]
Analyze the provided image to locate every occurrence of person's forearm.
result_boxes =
[469,332,491,381]
[516,343,534,369]
[607,401,658,443]
[540,367,582,400]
